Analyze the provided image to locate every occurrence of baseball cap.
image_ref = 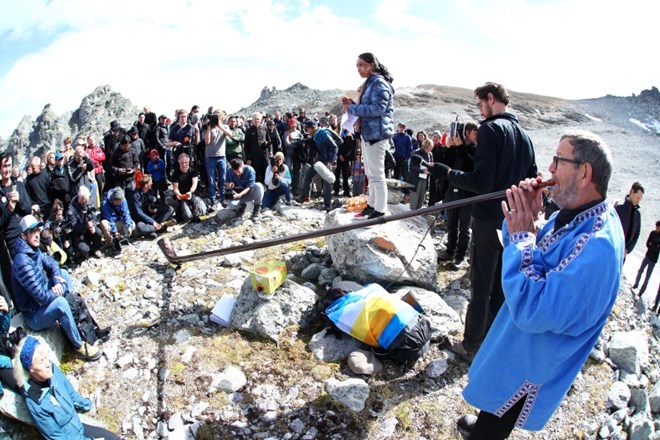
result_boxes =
[305,120,317,129]
[55,152,64,160]
[20,215,44,233]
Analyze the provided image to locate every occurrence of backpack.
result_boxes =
[323,283,431,363]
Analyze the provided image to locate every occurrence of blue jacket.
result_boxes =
[100,191,135,233]
[313,128,339,164]
[147,158,166,182]
[0,310,11,395]
[12,238,66,318]
[392,132,413,159]
[23,361,92,440]
[226,164,257,190]
[463,200,624,430]
[347,73,394,142]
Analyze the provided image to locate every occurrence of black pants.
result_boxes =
[333,158,351,195]
[463,217,504,351]
[469,396,526,439]
[445,192,472,258]
[83,424,121,440]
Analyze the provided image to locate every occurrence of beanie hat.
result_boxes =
[20,336,40,371]
[150,149,160,160]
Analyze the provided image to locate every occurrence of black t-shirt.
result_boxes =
[25,169,52,208]
[172,168,198,194]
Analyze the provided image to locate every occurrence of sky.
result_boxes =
[0,0,657,138]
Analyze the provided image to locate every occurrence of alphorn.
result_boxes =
[157,180,554,265]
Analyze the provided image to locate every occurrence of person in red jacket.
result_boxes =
[85,134,106,199]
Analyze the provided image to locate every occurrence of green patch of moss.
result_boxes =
[96,406,121,433]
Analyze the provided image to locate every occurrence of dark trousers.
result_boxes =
[83,424,121,440]
[333,158,351,195]
[393,156,409,181]
[635,256,655,294]
[469,396,526,439]
[463,217,504,351]
[446,195,472,259]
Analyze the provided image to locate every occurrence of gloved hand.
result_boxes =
[429,163,451,180]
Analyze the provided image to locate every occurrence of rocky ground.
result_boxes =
[1,195,659,440]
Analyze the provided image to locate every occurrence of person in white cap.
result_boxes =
[11,215,103,361]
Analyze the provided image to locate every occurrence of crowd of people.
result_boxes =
[0,47,656,438]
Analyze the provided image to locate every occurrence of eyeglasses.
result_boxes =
[552,155,582,168]
[475,100,484,109]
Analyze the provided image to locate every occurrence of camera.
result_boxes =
[450,120,465,141]
[113,236,130,252]
[147,195,159,211]
[0,326,26,358]
[52,219,73,236]
[208,114,219,127]
[81,206,98,223]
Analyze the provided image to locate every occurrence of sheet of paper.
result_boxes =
[210,294,236,326]
[340,113,359,134]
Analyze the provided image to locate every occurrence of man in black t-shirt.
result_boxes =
[25,157,51,219]
[171,153,207,223]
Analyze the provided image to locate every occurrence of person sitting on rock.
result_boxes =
[66,186,103,260]
[0,295,23,397]
[11,215,103,361]
[14,336,120,439]
[99,187,135,250]
[263,152,292,209]
[172,153,207,223]
[128,174,174,239]
[146,149,167,203]
[225,158,264,221]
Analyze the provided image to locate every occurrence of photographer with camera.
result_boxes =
[263,152,292,209]
[128,174,174,239]
[66,186,103,260]
[109,134,140,191]
[295,120,338,212]
[68,144,95,201]
[438,122,478,265]
[168,109,199,172]
[43,199,73,266]
[100,187,135,252]
[204,109,232,210]
[282,117,304,196]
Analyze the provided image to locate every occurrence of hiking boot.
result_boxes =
[76,341,103,362]
[163,219,177,228]
[295,195,310,204]
[457,414,478,432]
[367,210,385,220]
[454,255,465,265]
[447,337,476,362]
[148,232,158,240]
[235,203,247,218]
[96,327,111,343]
[251,205,261,221]
[354,205,375,219]
[438,250,455,262]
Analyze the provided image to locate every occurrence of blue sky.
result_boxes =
[0,0,657,138]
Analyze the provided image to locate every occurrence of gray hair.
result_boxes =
[78,185,91,199]
[560,130,612,198]
[13,335,52,388]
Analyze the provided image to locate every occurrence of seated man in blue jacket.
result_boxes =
[225,158,264,221]
[11,215,102,362]
[99,187,135,250]
[128,174,174,239]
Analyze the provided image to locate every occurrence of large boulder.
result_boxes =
[609,331,649,376]
[393,287,462,341]
[325,204,437,290]
[230,278,317,342]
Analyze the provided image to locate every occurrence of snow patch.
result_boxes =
[629,118,651,132]
[584,113,602,122]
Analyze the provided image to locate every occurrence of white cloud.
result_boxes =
[0,0,657,138]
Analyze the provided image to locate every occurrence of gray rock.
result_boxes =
[426,358,449,378]
[290,418,305,434]
[116,354,134,368]
[609,331,649,375]
[301,263,324,281]
[168,411,183,430]
[326,205,438,290]
[379,417,399,438]
[648,382,660,413]
[309,328,363,362]
[347,350,384,375]
[607,381,631,410]
[630,387,650,417]
[628,416,654,440]
[190,402,209,418]
[209,366,247,393]
[394,287,462,341]
[230,278,317,342]
[324,377,370,412]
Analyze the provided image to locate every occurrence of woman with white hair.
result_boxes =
[14,336,120,440]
